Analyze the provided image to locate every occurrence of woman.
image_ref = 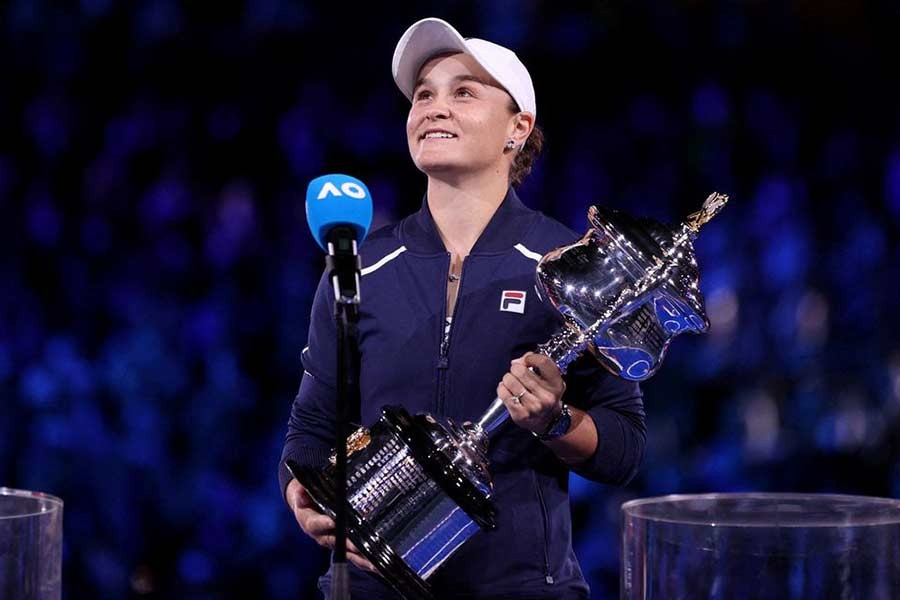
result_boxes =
[279,17,646,599]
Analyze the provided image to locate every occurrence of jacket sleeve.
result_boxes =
[277,271,339,502]
[562,353,646,485]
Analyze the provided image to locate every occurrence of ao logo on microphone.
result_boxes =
[316,181,368,200]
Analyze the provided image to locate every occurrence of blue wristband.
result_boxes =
[534,403,572,441]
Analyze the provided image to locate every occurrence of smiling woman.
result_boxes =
[280,16,646,600]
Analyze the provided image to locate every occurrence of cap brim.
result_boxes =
[392,18,470,101]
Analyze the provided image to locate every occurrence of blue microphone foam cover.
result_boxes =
[305,174,373,251]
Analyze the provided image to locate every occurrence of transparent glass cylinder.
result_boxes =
[0,488,64,600]
[622,493,900,599]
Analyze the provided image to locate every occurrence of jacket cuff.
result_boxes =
[278,445,333,504]
[570,408,634,485]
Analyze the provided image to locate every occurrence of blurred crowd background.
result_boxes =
[2,1,899,598]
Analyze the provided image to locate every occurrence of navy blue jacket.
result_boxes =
[279,188,646,599]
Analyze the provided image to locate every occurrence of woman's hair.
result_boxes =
[507,98,544,188]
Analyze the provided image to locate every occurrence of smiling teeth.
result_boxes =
[424,132,456,139]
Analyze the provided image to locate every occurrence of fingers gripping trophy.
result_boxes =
[288,192,729,600]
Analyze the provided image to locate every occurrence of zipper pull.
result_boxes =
[545,575,555,584]
[437,339,449,369]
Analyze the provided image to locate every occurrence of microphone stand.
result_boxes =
[326,227,362,600]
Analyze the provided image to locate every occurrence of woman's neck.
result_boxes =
[426,173,509,257]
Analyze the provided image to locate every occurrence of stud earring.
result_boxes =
[505,140,516,150]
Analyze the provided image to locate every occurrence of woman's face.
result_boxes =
[406,52,520,180]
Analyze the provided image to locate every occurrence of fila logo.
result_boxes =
[500,290,526,314]
[317,181,367,200]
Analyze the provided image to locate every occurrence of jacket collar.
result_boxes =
[400,187,535,255]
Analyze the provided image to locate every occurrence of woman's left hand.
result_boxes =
[497,352,566,435]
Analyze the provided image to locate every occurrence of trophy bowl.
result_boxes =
[536,203,714,380]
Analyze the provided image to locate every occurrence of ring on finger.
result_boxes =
[511,390,526,405]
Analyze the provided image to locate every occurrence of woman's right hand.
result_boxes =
[286,478,376,573]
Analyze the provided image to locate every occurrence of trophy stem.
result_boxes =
[472,327,590,438]
[475,397,509,435]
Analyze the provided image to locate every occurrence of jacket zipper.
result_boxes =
[436,253,466,416]
[534,472,554,584]
[436,253,452,415]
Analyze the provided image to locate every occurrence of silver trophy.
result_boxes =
[287,192,728,600]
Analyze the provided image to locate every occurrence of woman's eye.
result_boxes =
[456,88,473,97]
[415,90,432,101]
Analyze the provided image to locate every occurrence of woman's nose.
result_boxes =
[424,97,450,120]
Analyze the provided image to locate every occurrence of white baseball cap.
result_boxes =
[391,17,537,118]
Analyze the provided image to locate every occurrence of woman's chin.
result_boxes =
[416,160,463,176]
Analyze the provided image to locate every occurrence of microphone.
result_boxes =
[306,175,372,597]
[306,174,373,312]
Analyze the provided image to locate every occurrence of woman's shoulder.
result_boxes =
[357,221,407,273]
[363,220,402,246]
[522,209,582,253]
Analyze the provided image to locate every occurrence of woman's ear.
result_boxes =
[510,112,535,146]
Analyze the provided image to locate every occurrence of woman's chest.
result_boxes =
[355,253,562,421]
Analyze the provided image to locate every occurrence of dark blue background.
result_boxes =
[2,1,899,598]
